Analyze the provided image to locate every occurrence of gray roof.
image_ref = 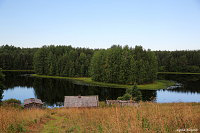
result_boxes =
[24,98,43,105]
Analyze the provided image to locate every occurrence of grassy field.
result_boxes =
[0,102,200,133]
[32,74,175,90]
[158,72,200,75]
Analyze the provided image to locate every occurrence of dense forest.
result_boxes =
[0,45,37,70]
[156,51,200,72]
[90,45,157,84]
[0,45,200,78]
[33,45,94,77]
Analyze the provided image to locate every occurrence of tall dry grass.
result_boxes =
[0,106,49,133]
[54,102,200,133]
[0,102,200,133]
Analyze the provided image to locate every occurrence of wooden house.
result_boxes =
[24,98,43,109]
[64,95,99,108]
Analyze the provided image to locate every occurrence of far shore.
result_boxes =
[31,74,175,90]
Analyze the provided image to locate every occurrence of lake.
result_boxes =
[2,71,200,107]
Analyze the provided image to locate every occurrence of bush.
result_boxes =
[131,85,142,101]
[3,98,21,105]
[117,84,142,101]
[117,93,132,100]
[2,99,23,108]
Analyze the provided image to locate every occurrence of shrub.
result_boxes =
[3,98,21,105]
[117,84,142,101]
[117,93,131,100]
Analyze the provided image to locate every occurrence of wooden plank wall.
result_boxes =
[64,95,99,107]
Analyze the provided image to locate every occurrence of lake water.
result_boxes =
[1,71,200,107]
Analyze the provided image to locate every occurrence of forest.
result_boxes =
[156,51,200,72]
[0,45,200,81]
[90,45,157,84]
[0,45,37,70]
[33,45,94,77]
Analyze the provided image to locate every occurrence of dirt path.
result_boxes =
[40,115,65,133]
[26,117,54,133]
[35,113,75,133]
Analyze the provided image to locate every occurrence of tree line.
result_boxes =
[33,45,94,77]
[156,50,200,72]
[90,45,158,84]
[0,45,200,81]
[0,45,37,70]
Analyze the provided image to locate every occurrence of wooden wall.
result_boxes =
[64,96,99,107]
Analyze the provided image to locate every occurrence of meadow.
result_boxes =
[0,102,200,133]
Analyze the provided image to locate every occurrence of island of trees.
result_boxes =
[90,45,157,84]
[33,45,157,85]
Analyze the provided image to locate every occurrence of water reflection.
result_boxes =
[2,72,200,106]
[140,90,157,102]
[3,71,125,106]
[158,74,200,93]
[4,71,34,89]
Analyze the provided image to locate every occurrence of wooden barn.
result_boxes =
[64,95,99,108]
[24,98,43,109]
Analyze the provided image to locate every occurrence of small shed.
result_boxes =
[64,95,99,108]
[24,98,43,109]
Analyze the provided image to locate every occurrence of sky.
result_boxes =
[0,0,200,50]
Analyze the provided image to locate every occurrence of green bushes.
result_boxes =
[90,45,158,84]
[117,85,142,101]
[1,99,22,108]
[3,99,21,105]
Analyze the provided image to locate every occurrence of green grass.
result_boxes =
[41,115,64,133]
[31,74,175,90]
[158,72,200,75]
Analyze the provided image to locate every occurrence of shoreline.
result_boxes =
[31,74,175,90]
[158,72,200,75]
[2,70,200,75]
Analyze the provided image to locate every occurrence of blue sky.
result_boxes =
[0,0,200,50]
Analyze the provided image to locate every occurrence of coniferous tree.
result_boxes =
[33,46,49,75]
[90,45,158,84]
